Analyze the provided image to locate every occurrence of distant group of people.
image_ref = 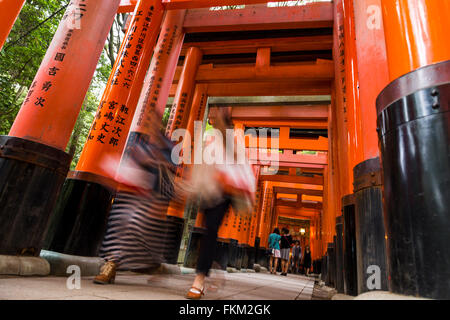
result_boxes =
[268,228,311,276]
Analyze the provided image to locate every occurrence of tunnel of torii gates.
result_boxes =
[0,0,449,299]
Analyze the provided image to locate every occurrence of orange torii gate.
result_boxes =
[49,1,333,261]
[1,0,123,257]
[210,103,326,271]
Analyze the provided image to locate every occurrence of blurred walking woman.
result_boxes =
[93,122,187,284]
[186,109,256,299]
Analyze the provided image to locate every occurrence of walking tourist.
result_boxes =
[303,246,312,276]
[280,228,293,276]
[93,120,188,284]
[291,241,302,274]
[268,228,281,274]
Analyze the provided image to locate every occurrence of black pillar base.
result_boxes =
[246,245,255,270]
[164,215,185,264]
[0,136,71,256]
[333,236,337,287]
[254,237,269,269]
[254,237,260,264]
[44,176,114,257]
[183,227,206,268]
[257,247,268,268]
[241,244,249,270]
[335,216,345,293]
[325,242,335,287]
[235,244,244,270]
[315,259,322,275]
[353,157,389,294]
[214,240,229,270]
[342,194,358,296]
[312,259,322,274]
[377,60,450,299]
[321,255,328,282]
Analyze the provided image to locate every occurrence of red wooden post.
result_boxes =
[0,0,121,256]
[0,0,25,51]
[44,0,165,256]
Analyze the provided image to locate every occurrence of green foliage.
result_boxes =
[161,105,171,132]
[66,88,99,169]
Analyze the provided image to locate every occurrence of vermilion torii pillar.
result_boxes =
[165,47,203,137]
[255,180,272,268]
[128,9,187,136]
[377,0,450,299]
[343,0,364,191]
[44,0,166,257]
[353,0,389,161]
[331,0,350,212]
[349,0,390,295]
[331,0,389,295]
[215,207,232,269]
[245,165,261,270]
[0,0,121,256]
[170,84,209,265]
[0,0,26,51]
[163,47,203,263]
[227,207,247,270]
[116,8,188,180]
[248,168,262,250]
[182,84,209,160]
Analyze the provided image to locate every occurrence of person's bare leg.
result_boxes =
[269,256,274,273]
[274,258,279,273]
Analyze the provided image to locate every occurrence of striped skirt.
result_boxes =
[99,191,173,271]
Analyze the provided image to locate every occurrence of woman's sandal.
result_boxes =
[186,286,205,300]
